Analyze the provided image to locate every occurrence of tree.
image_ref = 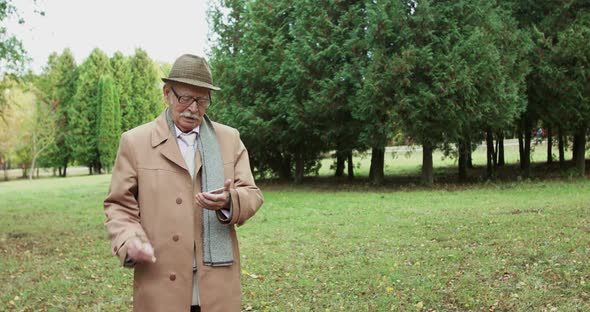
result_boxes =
[540,13,590,175]
[1,0,46,118]
[0,76,22,179]
[110,52,131,132]
[0,77,55,180]
[69,48,111,174]
[128,48,163,127]
[0,0,28,74]
[210,0,300,180]
[35,49,78,176]
[25,100,57,180]
[508,0,590,176]
[96,75,121,172]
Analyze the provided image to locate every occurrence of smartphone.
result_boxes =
[207,187,225,194]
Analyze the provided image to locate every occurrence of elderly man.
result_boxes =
[104,54,263,312]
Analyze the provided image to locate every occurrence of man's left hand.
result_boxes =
[196,179,231,210]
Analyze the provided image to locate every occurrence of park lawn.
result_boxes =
[0,175,589,311]
[317,140,584,179]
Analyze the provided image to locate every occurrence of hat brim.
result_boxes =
[161,77,221,91]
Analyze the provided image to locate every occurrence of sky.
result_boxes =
[6,0,211,73]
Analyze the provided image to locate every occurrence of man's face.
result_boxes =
[163,82,210,132]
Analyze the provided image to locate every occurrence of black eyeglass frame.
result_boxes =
[168,85,211,109]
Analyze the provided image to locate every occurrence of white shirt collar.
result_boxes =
[174,124,200,138]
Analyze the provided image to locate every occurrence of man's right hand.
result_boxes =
[126,238,157,263]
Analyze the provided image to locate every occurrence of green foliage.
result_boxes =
[359,0,532,183]
[69,48,112,172]
[128,48,163,127]
[36,49,78,173]
[110,52,131,132]
[96,75,120,172]
[210,0,368,181]
[210,0,296,179]
[540,13,590,132]
[0,0,27,74]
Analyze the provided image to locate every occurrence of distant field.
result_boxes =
[5,139,586,183]
[1,175,588,311]
[318,139,583,179]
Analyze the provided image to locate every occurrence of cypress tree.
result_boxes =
[110,52,132,131]
[129,48,163,126]
[96,75,121,172]
[69,48,111,174]
[210,0,298,180]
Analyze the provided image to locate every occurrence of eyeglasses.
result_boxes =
[169,85,211,109]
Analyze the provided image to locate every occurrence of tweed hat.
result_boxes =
[162,54,220,91]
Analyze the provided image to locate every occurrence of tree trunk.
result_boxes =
[573,129,586,176]
[421,142,434,186]
[95,161,102,175]
[36,167,39,178]
[493,134,499,166]
[294,153,304,184]
[558,127,565,168]
[518,127,525,170]
[498,132,505,166]
[28,159,36,181]
[523,118,532,178]
[279,154,292,181]
[546,127,553,164]
[466,135,473,169]
[486,129,495,178]
[347,151,354,180]
[61,157,69,177]
[572,134,579,163]
[458,139,468,182]
[369,147,384,185]
[335,151,345,177]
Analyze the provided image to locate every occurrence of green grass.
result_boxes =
[1,175,589,311]
[317,140,586,180]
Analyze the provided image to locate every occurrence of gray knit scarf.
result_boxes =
[166,109,234,266]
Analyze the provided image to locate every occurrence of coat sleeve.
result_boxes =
[218,129,263,226]
[104,132,149,266]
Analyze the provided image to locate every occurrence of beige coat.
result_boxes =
[104,112,263,312]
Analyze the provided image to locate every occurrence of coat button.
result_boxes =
[176,197,182,204]
[169,273,176,281]
[172,234,179,242]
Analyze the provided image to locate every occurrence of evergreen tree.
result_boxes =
[110,52,132,131]
[69,48,111,174]
[129,48,163,126]
[43,49,78,176]
[540,12,590,175]
[284,0,368,182]
[210,0,298,180]
[96,75,121,172]
[364,0,529,185]
[508,0,590,176]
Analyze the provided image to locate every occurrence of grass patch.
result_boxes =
[1,175,589,311]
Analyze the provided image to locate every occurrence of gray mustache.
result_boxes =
[180,112,199,120]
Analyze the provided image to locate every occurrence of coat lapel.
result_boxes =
[151,112,188,172]
[195,148,202,175]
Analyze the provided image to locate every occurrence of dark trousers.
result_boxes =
[190,306,201,312]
